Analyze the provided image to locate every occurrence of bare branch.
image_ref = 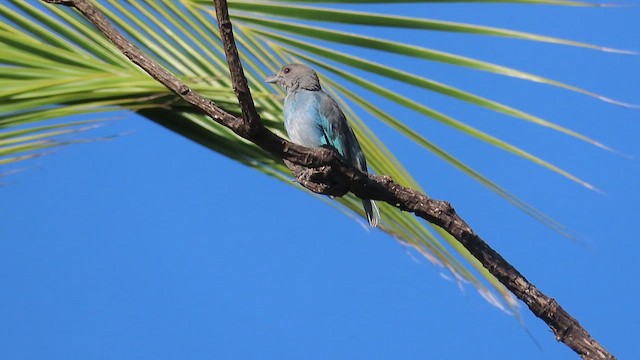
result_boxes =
[41,0,614,358]
[213,0,261,137]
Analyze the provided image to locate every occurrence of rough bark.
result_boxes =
[41,1,614,358]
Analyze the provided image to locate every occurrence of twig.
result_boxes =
[41,1,614,358]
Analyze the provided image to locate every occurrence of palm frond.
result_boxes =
[2,0,632,311]
[228,0,600,5]
[229,14,635,109]
[224,1,634,54]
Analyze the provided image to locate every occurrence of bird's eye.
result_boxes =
[283,67,290,74]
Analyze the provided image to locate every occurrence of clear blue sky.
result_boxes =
[2,1,639,359]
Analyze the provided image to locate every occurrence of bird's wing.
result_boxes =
[317,91,368,172]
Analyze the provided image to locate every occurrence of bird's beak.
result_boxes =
[265,74,279,83]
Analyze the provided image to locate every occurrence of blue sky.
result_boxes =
[2,1,639,359]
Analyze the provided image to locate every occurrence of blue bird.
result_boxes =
[266,63,380,227]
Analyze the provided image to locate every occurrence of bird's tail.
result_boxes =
[362,199,381,228]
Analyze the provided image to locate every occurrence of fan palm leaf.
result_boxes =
[1,0,632,311]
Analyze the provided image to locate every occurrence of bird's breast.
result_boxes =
[283,91,326,148]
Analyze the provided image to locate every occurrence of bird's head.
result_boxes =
[265,63,322,93]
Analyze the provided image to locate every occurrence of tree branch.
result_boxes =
[41,0,614,358]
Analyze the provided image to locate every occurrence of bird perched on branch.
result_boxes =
[266,63,380,227]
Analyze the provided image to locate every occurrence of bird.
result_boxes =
[265,63,380,227]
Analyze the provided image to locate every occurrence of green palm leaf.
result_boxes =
[224,0,633,54]
[1,0,631,312]
[238,0,598,4]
